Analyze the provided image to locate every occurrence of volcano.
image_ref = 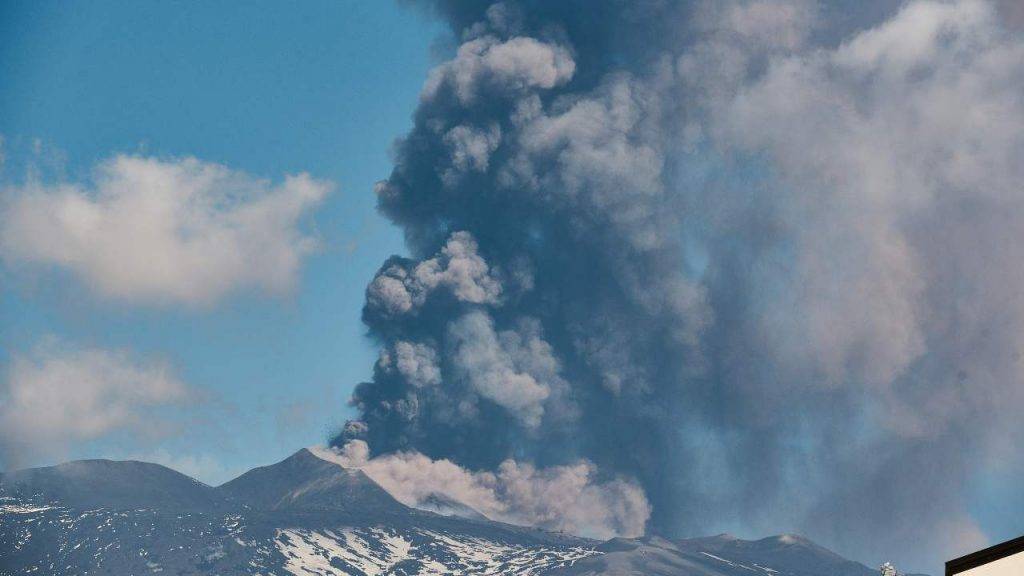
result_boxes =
[0,449,915,575]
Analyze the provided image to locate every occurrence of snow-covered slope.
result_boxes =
[0,458,224,511]
[0,449,903,576]
[274,526,594,575]
[550,534,886,576]
[0,449,593,575]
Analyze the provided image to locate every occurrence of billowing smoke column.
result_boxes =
[331,0,1024,570]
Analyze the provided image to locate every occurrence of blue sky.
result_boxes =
[0,0,443,483]
[2,2,1024,572]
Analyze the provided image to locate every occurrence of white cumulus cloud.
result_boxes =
[0,340,192,469]
[0,154,330,305]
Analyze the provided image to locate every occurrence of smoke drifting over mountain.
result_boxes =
[313,442,650,539]
[332,0,1024,570]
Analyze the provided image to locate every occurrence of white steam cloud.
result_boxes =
[313,441,650,540]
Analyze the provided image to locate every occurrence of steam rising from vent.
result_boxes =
[333,0,1024,571]
[313,442,650,539]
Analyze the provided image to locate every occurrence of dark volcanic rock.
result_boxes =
[548,533,887,576]
[415,492,490,521]
[676,533,877,576]
[0,458,223,512]
[217,448,404,514]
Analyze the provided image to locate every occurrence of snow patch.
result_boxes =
[0,504,54,514]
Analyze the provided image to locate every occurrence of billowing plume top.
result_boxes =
[333,0,1024,572]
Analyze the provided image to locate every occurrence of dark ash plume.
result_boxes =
[333,1,1024,572]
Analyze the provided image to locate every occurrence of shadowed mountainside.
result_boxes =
[0,450,918,576]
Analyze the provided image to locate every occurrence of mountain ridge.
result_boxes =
[0,449,915,576]
[0,457,224,512]
[216,448,406,514]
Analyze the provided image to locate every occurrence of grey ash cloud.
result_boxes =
[333,1,1024,571]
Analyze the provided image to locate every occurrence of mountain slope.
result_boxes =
[676,533,875,576]
[415,492,490,521]
[0,458,223,511]
[0,449,594,575]
[548,534,883,576]
[0,449,909,576]
[217,448,405,514]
